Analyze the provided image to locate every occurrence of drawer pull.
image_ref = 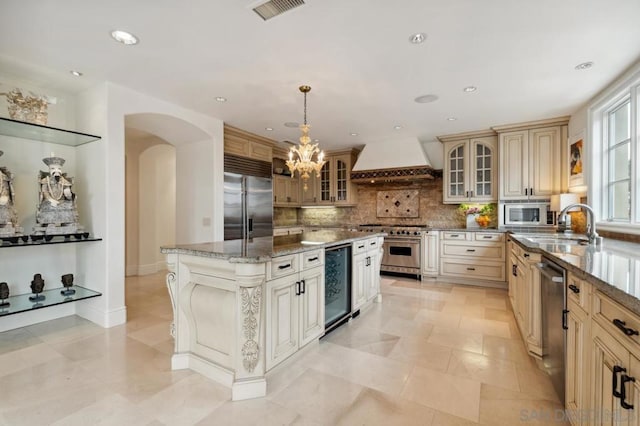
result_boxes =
[482,235,492,239]
[308,257,319,262]
[278,263,292,270]
[562,309,569,330]
[524,253,530,258]
[466,249,476,252]
[613,365,626,398]
[621,374,636,409]
[370,242,376,245]
[450,234,459,237]
[568,284,580,294]
[613,319,639,336]
[358,245,365,249]
[467,267,476,271]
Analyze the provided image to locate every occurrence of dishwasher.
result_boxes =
[536,257,567,405]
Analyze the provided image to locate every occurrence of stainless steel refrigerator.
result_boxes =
[224,172,273,240]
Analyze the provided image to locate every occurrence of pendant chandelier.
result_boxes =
[286,85,325,191]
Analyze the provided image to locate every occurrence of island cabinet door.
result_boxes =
[266,275,299,371]
[590,322,630,426]
[299,266,325,347]
[352,251,367,311]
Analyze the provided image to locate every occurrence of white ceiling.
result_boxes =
[1,0,639,151]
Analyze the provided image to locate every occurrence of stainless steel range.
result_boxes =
[358,224,429,278]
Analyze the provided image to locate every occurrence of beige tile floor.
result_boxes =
[0,273,569,425]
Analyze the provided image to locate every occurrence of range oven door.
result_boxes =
[381,238,420,271]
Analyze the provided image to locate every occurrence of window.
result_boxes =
[590,67,640,232]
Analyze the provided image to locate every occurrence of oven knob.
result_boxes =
[414,231,420,236]
[402,230,408,234]
[389,231,394,235]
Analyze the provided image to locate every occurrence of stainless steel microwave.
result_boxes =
[503,203,555,226]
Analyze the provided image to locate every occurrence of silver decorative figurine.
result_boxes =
[32,155,84,238]
[0,151,24,239]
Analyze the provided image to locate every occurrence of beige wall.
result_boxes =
[125,131,176,276]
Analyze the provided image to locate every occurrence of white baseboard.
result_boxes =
[76,302,127,328]
[135,261,167,276]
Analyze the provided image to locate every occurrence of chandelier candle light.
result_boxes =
[286,85,325,191]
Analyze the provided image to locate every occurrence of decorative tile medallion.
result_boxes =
[376,190,419,218]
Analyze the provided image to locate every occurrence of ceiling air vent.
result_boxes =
[253,0,305,21]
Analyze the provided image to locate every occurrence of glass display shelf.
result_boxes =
[0,285,101,317]
[0,235,101,248]
[0,117,101,146]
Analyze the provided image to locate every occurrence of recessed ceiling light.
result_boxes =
[350,132,358,136]
[265,127,273,131]
[215,97,227,102]
[110,30,139,45]
[70,70,83,77]
[393,125,402,130]
[447,117,457,121]
[414,94,439,104]
[409,33,426,44]
[463,86,477,93]
[284,122,299,128]
[575,61,594,70]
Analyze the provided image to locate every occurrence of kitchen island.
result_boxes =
[161,230,384,400]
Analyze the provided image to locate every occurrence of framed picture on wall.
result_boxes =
[569,130,585,188]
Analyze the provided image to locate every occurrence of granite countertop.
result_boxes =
[433,228,504,232]
[509,233,640,315]
[161,230,385,264]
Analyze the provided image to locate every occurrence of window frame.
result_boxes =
[589,66,640,234]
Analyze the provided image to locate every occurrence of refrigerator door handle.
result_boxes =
[247,217,253,237]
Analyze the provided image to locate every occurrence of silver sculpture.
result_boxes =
[0,151,23,238]
[33,155,83,236]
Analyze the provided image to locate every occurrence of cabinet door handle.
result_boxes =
[621,374,636,409]
[568,284,580,294]
[470,190,473,198]
[278,263,291,270]
[300,279,306,294]
[308,256,318,262]
[530,187,534,196]
[524,253,530,258]
[613,319,640,336]
[525,188,528,196]
[613,365,626,399]
[466,249,476,252]
[512,264,517,277]
[295,281,301,296]
[562,309,569,330]
[467,267,476,271]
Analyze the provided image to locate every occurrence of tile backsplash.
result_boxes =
[275,177,465,228]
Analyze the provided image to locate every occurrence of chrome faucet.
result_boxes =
[559,203,603,246]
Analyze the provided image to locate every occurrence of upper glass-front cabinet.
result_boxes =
[442,135,497,204]
[0,117,101,146]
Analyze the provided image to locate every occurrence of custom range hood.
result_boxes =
[350,137,437,183]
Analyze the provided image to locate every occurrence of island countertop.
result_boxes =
[509,233,640,315]
[161,229,386,263]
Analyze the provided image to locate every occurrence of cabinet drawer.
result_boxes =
[273,228,289,236]
[474,232,504,242]
[441,231,469,241]
[366,238,380,251]
[593,291,640,350]
[441,259,505,281]
[567,273,590,311]
[301,249,324,270]
[353,240,369,254]
[441,242,504,260]
[268,254,299,280]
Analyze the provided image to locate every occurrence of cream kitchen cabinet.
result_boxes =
[498,125,564,200]
[508,240,542,356]
[439,231,505,282]
[421,231,439,278]
[299,175,319,205]
[273,175,300,207]
[266,251,325,370]
[439,132,498,204]
[566,275,591,426]
[352,237,383,311]
[224,125,273,162]
[317,150,358,206]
